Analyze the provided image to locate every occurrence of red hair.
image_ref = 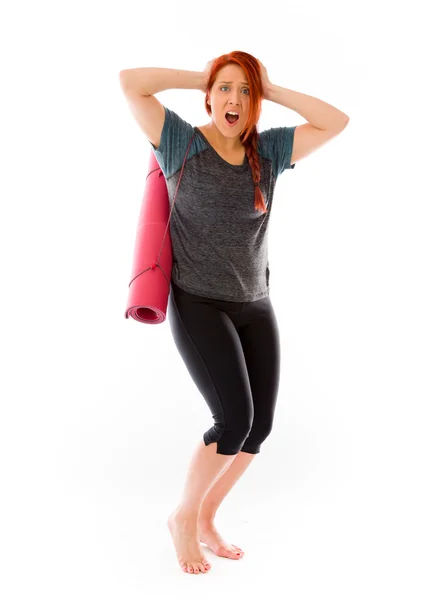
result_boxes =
[204,51,267,214]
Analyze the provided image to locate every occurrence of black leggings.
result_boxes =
[168,280,281,455]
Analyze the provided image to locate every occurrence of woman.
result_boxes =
[119,50,349,575]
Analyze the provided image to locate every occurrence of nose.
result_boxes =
[229,92,241,106]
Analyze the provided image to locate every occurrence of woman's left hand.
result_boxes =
[257,59,271,100]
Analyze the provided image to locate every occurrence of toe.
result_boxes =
[227,546,243,558]
[218,545,240,558]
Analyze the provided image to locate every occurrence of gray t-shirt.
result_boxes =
[149,105,297,302]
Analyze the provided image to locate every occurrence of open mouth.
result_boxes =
[225,111,240,126]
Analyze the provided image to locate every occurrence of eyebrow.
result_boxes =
[218,80,249,85]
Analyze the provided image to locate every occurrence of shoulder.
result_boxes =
[150,106,196,178]
[258,125,298,176]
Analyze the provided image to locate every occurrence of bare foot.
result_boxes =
[167,509,212,574]
[198,520,244,560]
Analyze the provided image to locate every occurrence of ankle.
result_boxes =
[174,504,200,522]
[198,510,217,526]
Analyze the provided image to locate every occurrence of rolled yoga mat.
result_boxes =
[124,135,194,324]
[124,150,172,324]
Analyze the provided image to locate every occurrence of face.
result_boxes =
[208,63,250,139]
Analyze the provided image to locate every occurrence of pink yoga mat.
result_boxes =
[124,136,194,324]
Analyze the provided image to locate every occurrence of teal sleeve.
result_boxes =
[148,105,194,179]
[258,125,297,178]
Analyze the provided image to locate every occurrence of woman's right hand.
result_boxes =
[201,58,215,92]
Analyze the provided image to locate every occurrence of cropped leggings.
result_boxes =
[168,280,281,455]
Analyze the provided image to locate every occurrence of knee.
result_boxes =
[246,419,274,445]
[224,419,253,443]
[204,419,253,454]
[234,417,253,441]
[259,420,274,440]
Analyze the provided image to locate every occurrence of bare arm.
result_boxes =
[119,67,205,96]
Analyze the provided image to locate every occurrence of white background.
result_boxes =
[1,0,427,597]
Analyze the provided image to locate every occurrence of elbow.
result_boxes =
[119,70,129,83]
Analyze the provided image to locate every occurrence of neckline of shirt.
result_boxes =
[194,126,248,171]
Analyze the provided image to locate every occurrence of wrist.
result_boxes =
[265,82,276,101]
[197,73,205,92]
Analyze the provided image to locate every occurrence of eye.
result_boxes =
[220,86,250,94]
